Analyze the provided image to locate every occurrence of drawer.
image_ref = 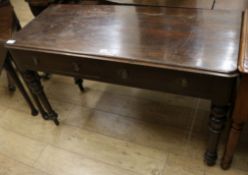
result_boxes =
[11,50,155,85]
[9,49,236,103]
[10,49,183,88]
[11,50,102,79]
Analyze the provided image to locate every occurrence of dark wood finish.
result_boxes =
[102,0,215,9]
[26,0,86,92]
[0,42,7,71]
[9,5,241,76]
[6,5,241,165]
[22,70,59,125]
[221,9,248,170]
[6,69,16,91]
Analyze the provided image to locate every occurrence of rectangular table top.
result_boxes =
[7,5,242,76]
[104,0,215,9]
[0,5,13,72]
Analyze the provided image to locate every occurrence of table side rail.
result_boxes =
[9,49,236,105]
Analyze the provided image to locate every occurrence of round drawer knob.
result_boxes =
[32,57,39,66]
[72,62,80,72]
[117,69,128,80]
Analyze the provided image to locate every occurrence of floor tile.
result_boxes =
[0,153,48,175]
[34,145,150,175]
[0,125,46,165]
[0,109,167,175]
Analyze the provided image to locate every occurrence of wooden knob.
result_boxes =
[117,69,128,80]
[32,57,39,66]
[72,62,80,72]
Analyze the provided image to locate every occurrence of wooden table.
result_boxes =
[221,9,248,170]
[6,5,242,166]
[0,3,38,116]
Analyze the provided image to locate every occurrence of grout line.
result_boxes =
[44,144,145,175]
[185,99,201,147]
[48,94,197,131]
[0,109,168,168]
[0,107,171,156]
[32,145,49,167]
[0,152,52,175]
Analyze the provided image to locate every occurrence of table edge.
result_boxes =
[5,44,239,78]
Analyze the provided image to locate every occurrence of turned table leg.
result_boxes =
[23,82,49,120]
[205,104,229,166]
[221,76,248,170]
[4,58,38,116]
[23,70,59,125]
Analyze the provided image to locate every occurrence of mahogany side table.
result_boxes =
[6,5,242,166]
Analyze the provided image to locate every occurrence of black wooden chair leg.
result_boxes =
[4,58,38,116]
[23,70,59,125]
[74,78,84,92]
[6,72,16,92]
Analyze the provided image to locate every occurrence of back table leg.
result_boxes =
[6,72,16,92]
[205,105,229,166]
[74,78,84,92]
[23,70,59,125]
[4,59,38,116]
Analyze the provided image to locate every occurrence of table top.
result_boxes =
[214,0,248,10]
[7,5,242,76]
[104,0,214,9]
[0,5,13,71]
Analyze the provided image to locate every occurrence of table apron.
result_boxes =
[10,49,237,105]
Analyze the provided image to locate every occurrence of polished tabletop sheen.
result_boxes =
[104,0,215,9]
[8,5,242,75]
[0,5,13,71]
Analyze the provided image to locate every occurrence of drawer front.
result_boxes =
[11,50,102,79]
[10,50,172,86]
[9,49,236,103]
[10,49,184,88]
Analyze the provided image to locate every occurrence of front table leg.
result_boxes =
[23,70,59,125]
[205,105,229,166]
